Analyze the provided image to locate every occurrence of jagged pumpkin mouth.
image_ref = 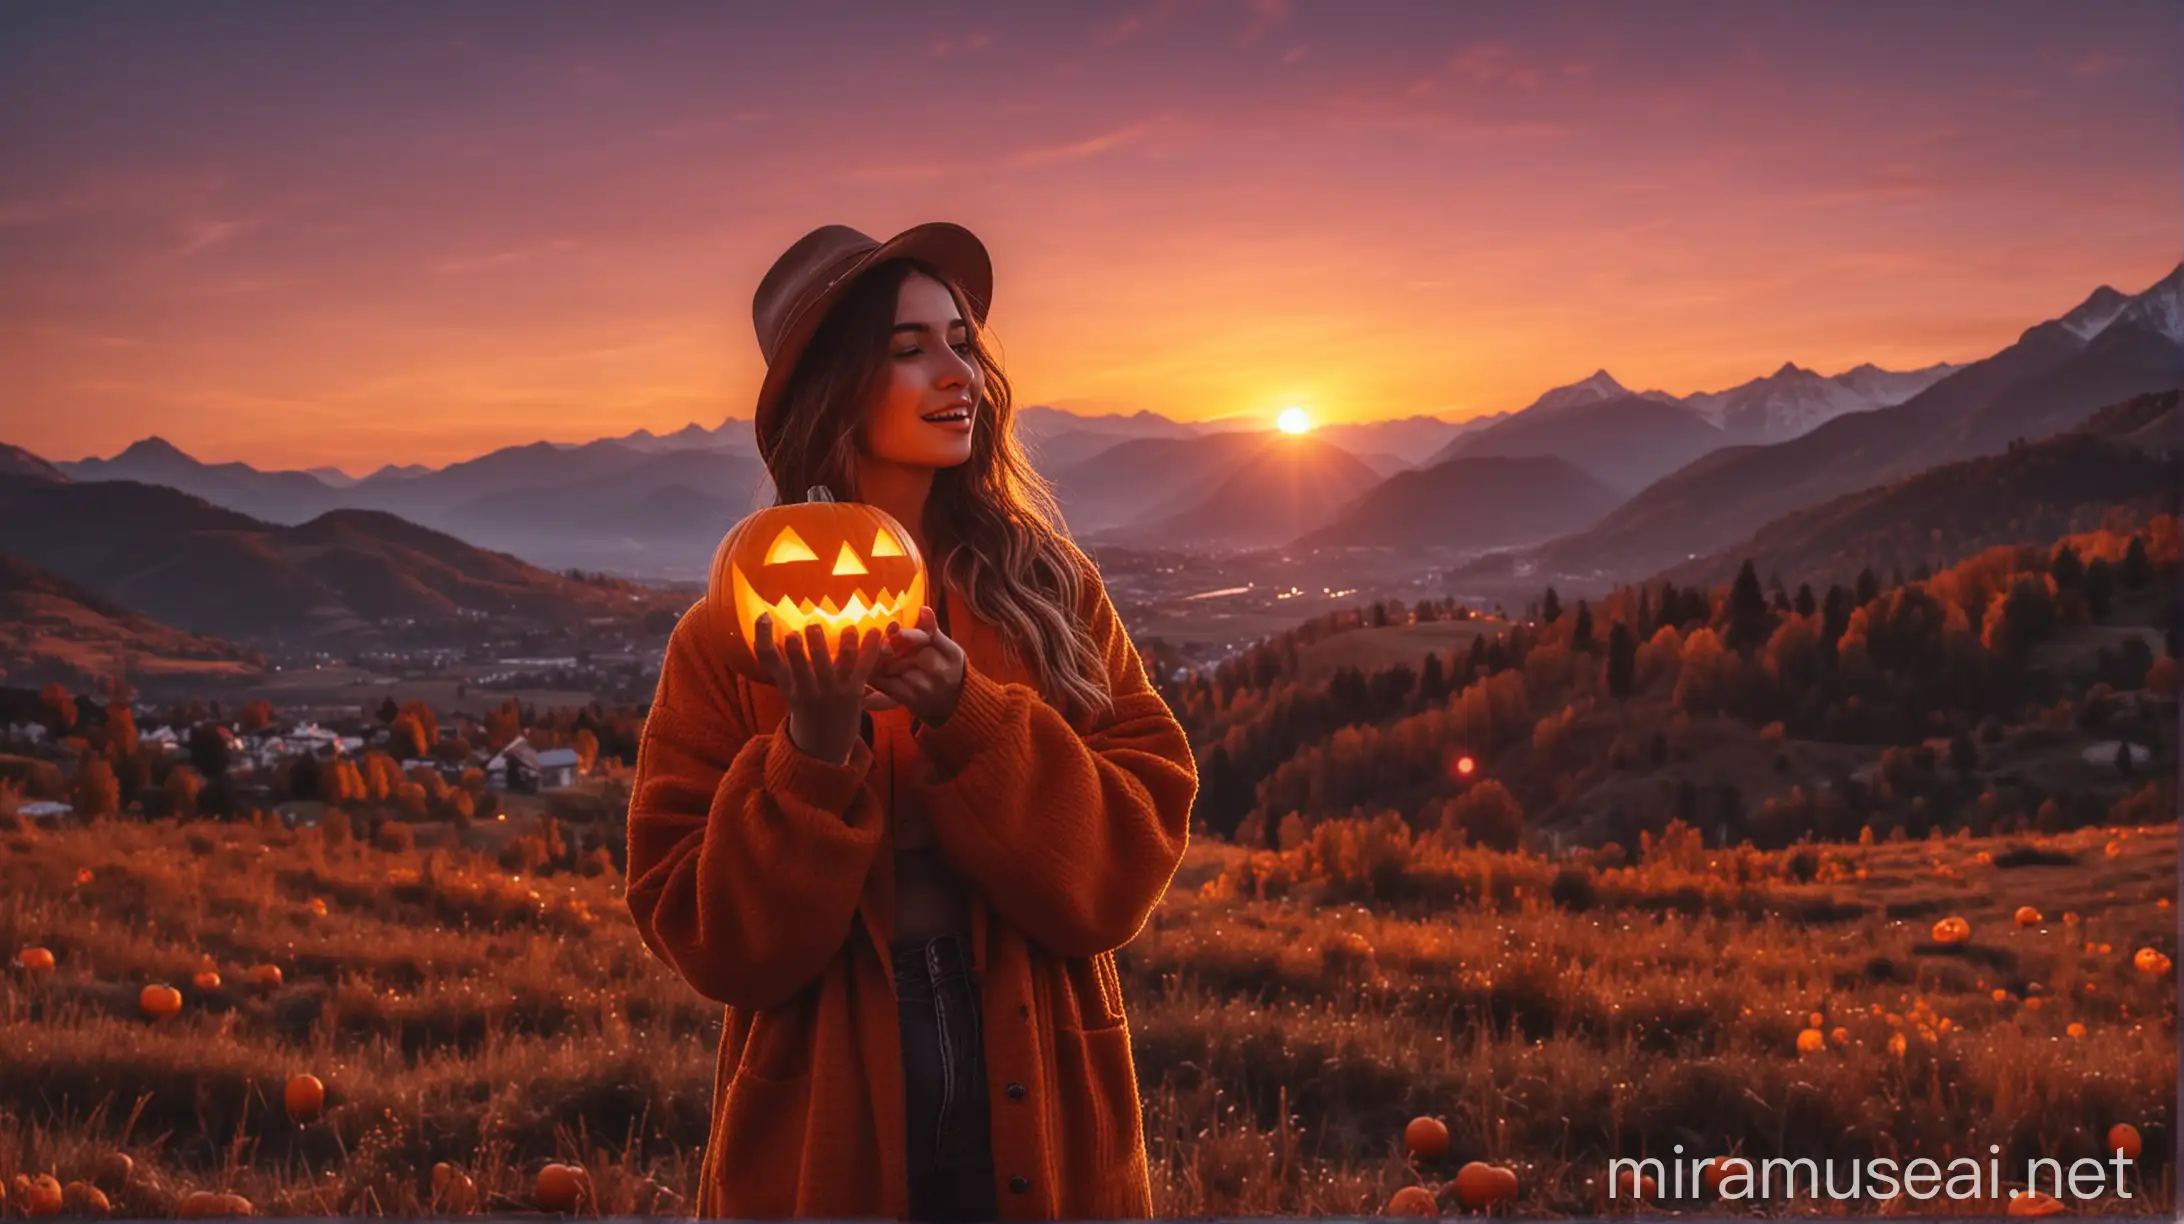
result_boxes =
[730,562,927,642]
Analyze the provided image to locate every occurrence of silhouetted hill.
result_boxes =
[1050,431,1276,535]
[0,478,677,642]
[1292,455,1626,553]
[0,550,260,684]
[1530,264,2184,584]
[0,444,68,483]
[1424,392,1725,495]
[1654,390,2183,591]
[1111,435,1383,549]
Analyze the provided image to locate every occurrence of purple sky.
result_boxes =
[1,0,2177,470]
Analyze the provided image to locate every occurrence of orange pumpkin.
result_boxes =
[1386,1185,1439,1217]
[1700,1157,1749,1194]
[60,1180,109,1217]
[705,489,927,683]
[95,1153,132,1185]
[2007,1189,2066,1216]
[2108,1123,2142,1160]
[285,1073,325,1121]
[1452,1161,1511,1208]
[1931,916,1971,944]
[2132,947,2172,976]
[20,1174,62,1218]
[15,946,55,973]
[1404,1116,1450,1160]
[2014,906,2041,926]
[1489,1166,1518,1201]
[176,1190,252,1218]
[534,1163,591,1213]
[138,983,182,1020]
[432,1163,478,1209]
[193,970,221,991]
[247,963,283,988]
[1607,1167,1655,1200]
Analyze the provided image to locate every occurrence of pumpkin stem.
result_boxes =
[805,485,835,503]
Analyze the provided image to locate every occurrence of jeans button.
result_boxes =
[1005,1081,1026,1101]
[1009,1176,1030,1195]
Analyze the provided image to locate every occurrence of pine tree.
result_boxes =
[1607,622,1635,702]
[1855,567,1880,607]
[1794,583,1816,618]
[2121,535,2151,588]
[2049,542,2085,590]
[1727,560,1771,655]
[1542,587,1563,625]
[1572,601,1594,651]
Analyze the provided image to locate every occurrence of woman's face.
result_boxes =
[860,270,982,470]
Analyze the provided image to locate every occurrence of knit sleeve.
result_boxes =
[912,550,1198,958]
[624,599,886,1010]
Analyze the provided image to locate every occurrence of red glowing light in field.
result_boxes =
[1456,756,1475,776]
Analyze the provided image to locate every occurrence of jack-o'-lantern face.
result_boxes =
[706,490,926,682]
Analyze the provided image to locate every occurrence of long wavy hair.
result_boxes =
[757,257,1113,723]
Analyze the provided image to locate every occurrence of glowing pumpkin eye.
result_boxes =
[765,528,817,565]
[870,528,905,558]
[832,543,868,576]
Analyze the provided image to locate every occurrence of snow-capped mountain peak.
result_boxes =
[1524,369,1630,418]
[2054,285,2130,342]
[2104,262,2184,344]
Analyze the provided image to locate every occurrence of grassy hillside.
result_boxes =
[0,806,2171,1216]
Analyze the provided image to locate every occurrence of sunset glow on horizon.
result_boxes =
[1,2,2175,472]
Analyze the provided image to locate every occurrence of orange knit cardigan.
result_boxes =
[624,547,1198,1219]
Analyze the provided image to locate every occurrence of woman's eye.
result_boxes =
[893,348,919,358]
[951,341,973,356]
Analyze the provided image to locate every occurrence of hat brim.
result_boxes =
[754,221,993,456]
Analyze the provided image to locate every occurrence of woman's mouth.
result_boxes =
[921,404,974,432]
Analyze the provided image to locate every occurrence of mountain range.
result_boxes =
[9,261,2176,590]
[1513,262,2184,587]
[0,467,684,644]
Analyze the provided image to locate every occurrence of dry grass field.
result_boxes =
[0,808,2173,1217]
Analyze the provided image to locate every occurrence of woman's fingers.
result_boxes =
[782,623,817,692]
[861,686,901,710]
[754,613,794,689]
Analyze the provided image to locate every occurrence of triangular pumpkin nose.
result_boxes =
[832,543,868,576]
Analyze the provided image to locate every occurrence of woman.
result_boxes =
[623,221,1199,1221]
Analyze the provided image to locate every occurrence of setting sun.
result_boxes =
[1276,407,1313,434]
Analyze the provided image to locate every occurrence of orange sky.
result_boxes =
[1,2,2176,471]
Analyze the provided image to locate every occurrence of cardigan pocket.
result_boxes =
[712,1068,813,1218]
[1077,1023,1152,1217]
[1067,952,1128,1032]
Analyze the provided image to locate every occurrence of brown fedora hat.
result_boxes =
[751,221,993,458]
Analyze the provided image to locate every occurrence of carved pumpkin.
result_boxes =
[706,487,927,683]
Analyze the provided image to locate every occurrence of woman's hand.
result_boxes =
[753,613,886,765]
[860,605,966,726]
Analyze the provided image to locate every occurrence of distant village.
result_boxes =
[0,679,641,829]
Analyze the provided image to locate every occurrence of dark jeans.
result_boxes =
[891,931,999,1222]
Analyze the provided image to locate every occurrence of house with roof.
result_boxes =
[484,737,579,792]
